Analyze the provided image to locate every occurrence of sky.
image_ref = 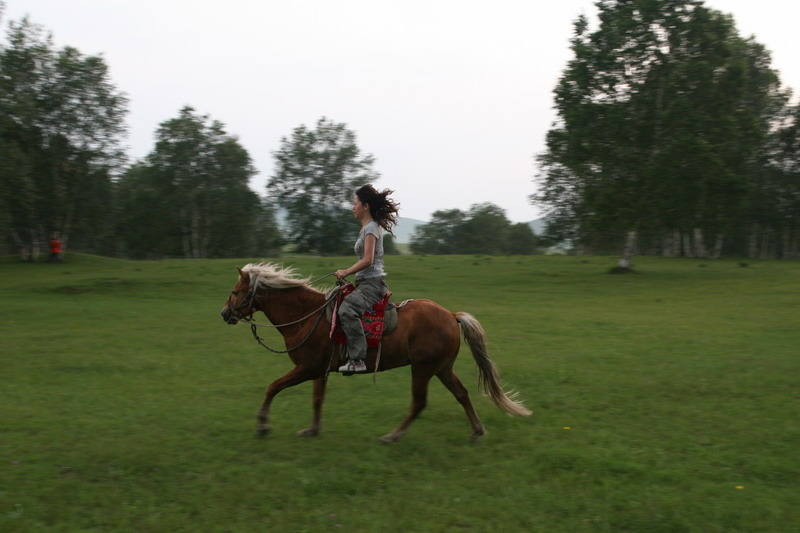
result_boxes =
[4,0,800,223]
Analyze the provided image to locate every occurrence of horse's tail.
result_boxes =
[455,312,532,417]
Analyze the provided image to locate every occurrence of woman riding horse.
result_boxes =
[220,261,532,443]
[334,185,400,374]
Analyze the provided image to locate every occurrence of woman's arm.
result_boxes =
[335,234,377,279]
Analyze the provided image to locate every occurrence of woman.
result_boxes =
[335,185,400,374]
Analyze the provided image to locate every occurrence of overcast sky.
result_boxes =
[4,0,799,223]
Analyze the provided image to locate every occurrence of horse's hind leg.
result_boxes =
[297,376,327,437]
[437,367,486,440]
[257,366,315,436]
[380,364,434,444]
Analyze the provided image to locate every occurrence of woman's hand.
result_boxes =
[335,269,348,280]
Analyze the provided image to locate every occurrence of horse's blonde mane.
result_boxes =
[242,262,319,292]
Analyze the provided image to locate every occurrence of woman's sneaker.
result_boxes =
[339,360,368,375]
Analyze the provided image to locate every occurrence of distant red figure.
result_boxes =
[49,232,62,263]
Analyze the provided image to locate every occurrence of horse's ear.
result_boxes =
[237,266,244,278]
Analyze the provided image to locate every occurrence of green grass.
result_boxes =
[1,254,798,532]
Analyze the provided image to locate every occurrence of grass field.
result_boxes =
[1,254,798,532]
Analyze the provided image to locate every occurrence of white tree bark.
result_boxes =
[616,230,637,271]
[692,228,708,259]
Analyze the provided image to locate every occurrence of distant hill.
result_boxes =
[393,217,426,243]
[528,218,547,236]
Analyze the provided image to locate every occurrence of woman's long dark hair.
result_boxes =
[356,184,400,235]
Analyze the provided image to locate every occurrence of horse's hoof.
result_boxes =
[296,428,319,437]
[470,429,487,441]
[379,433,401,444]
[257,426,271,438]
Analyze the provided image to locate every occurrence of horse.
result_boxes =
[220,262,532,443]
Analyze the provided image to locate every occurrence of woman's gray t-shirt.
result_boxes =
[355,221,385,281]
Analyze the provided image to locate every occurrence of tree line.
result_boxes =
[0,9,535,260]
[410,204,537,255]
[533,0,800,264]
[0,10,339,260]
[0,10,127,260]
[3,2,798,262]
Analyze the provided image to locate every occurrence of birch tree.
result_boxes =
[117,107,263,259]
[533,0,785,265]
[0,13,127,259]
[268,117,379,255]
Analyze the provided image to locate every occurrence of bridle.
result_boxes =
[226,272,342,354]
[228,287,257,316]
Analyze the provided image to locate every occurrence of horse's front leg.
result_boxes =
[297,376,327,437]
[257,366,316,436]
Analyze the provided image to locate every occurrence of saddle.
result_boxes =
[327,282,405,348]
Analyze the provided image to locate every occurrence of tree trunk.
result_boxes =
[24,228,42,262]
[191,203,202,259]
[612,230,637,273]
[692,228,708,259]
[682,231,693,258]
[748,223,760,259]
[662,230,675,257]
[760,230,772,259]
[180,206,191,259]
[788,226,799,259]
[9,228,30,261]
[664,228,682,257]
[780,227,798,259]
[712,234,724,259]
[60,200,76,257]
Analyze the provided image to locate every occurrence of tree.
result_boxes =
[750,102,800,258]
[410,203,537,255]
[268,117,379,255]
[113,162,175,258]
[251,199,286,260]
[116,107,270,259]
[383,233,399,255]
[533,0,786,264]
[458,203,514,254]
[506,223,539,255]
[410,209,466,255]
[0,12,128,259]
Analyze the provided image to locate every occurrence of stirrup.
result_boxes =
[338,360,367,375]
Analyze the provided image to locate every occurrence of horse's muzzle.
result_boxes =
[220,307,239,325]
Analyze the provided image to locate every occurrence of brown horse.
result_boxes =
[220,262,531,442]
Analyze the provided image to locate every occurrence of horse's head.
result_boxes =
[220,267,255,325]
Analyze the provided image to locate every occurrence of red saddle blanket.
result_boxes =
[330,282,391,349]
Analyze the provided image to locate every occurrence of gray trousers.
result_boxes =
[339,277,387,361]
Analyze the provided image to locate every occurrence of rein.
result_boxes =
[242,274,341,354]
[247,306,327,354]
[242,291,337,329]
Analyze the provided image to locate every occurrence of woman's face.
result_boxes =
[352,195,369,219]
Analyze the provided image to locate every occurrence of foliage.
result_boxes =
[750,103,800,258]
[115,107,281,259]
[383,233,399,255]
[533,0,795,260]
[410,203,537,255]
[268,117,379,255]
[0,13,128,259]
[410,208,465,254]
[1,254,798,531]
